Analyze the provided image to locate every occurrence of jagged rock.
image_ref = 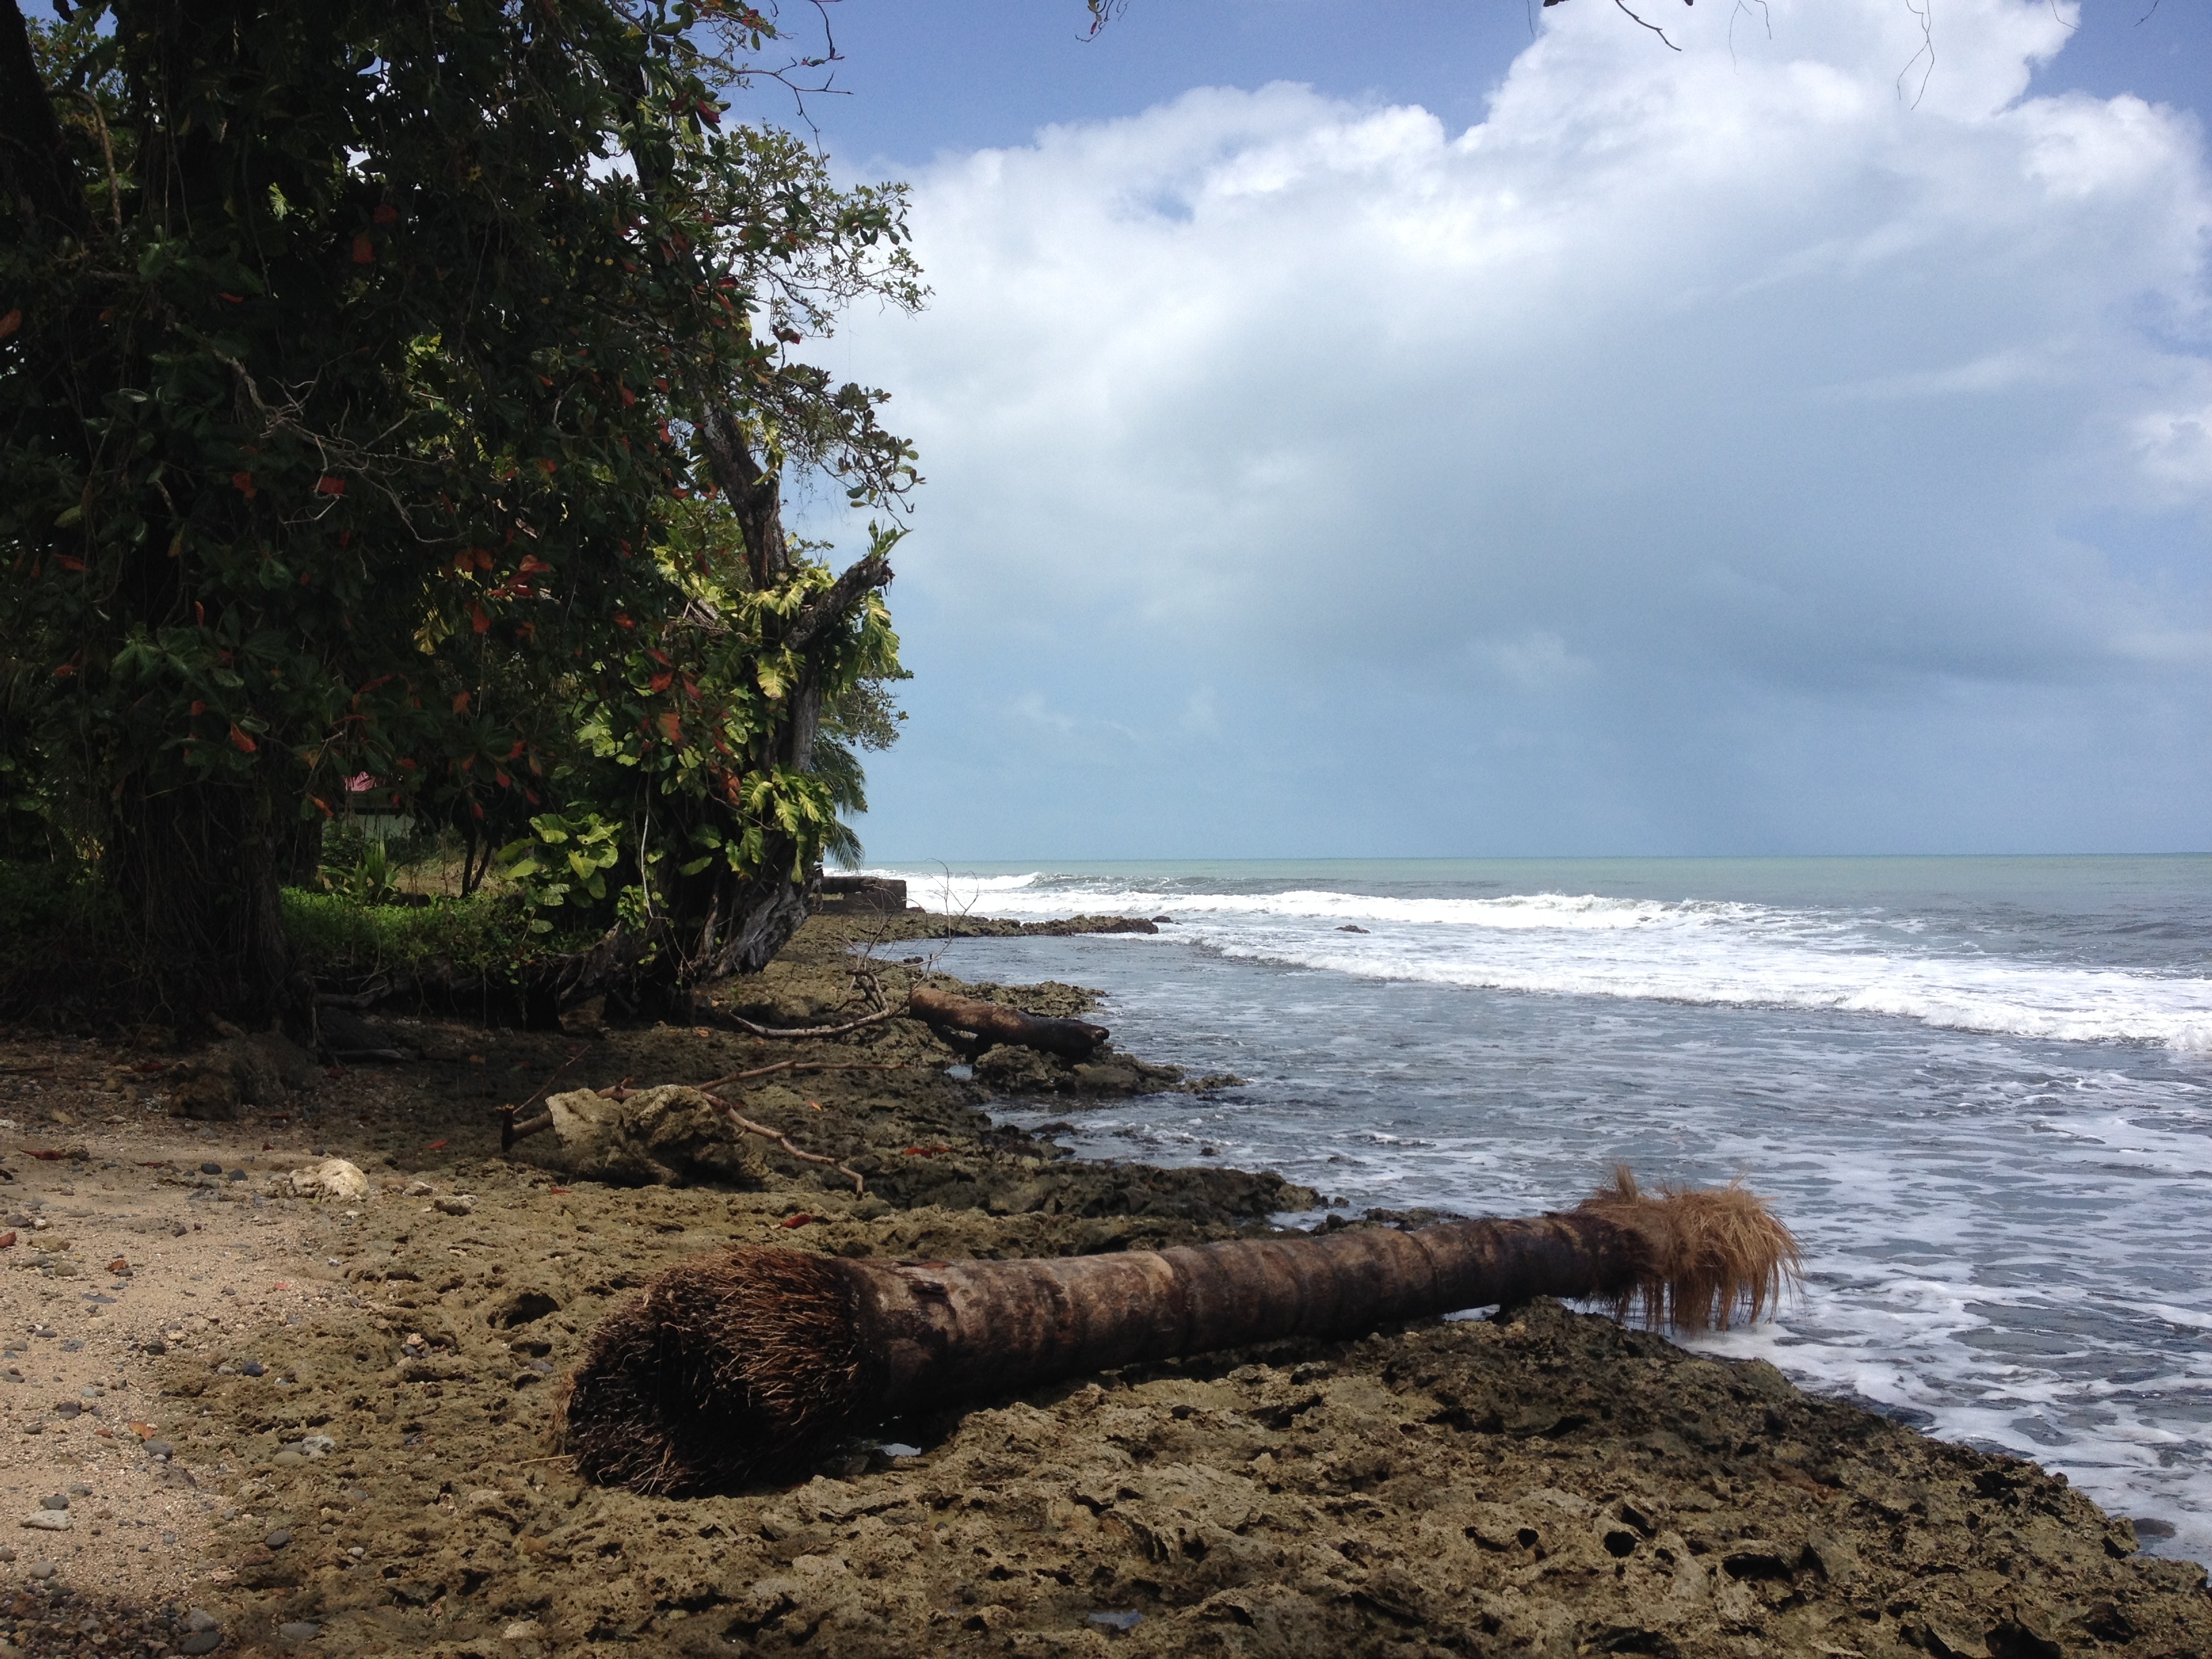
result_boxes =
[558,995,609,1038]
[316,1007,415,1061]
[170,1031,318,1122]
[519,1086,770,1188]
[973,1042,1185,1099]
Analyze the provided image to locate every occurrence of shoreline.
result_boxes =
[0,912,2202,1655]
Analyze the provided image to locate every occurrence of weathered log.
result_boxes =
[906,984,1108,1058]
[562,1170,1799,1494]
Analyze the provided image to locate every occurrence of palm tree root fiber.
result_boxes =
[562,1169,1799,1495]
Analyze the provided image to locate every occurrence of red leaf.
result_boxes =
[426,1139,449,1150]
[779,1214,815,1229]
[219,292,245,304]
[451,691,470,714]
[619,385,637,407]
[314,476,346,496]
[470,602,490,634]
[189,700,205,716]
[655,711,682,743]
[614,613,634,630]
[232,471,257,498]
[53,554,85,572]
[352,231,375,264]
[648,672,674,693]
[373,204,398,224]
[0,309,20,338]
[229,725,258,753]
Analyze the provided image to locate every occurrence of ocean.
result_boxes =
[863,855,2212,1562]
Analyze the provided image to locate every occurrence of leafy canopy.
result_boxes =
[1,0,918,958]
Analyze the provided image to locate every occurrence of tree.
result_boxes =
[0,0,920,1021]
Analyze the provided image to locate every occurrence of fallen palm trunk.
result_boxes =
[562,1170,1798,1494]
[906,983,1109,1058]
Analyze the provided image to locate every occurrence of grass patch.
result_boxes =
[281,888,546,980]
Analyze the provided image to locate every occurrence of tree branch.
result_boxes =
[787,552,892,655]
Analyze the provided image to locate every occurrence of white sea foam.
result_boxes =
[879,869,2212,1054]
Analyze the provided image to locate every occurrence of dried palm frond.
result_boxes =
[1576,1166,1801,1332]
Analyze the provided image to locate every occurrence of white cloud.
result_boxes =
[819,0,2212,855]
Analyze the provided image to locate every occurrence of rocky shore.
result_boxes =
[0,914,2204,1656]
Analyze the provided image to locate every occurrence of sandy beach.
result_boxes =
[0,914,2203,1657]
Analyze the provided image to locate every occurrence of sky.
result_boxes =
[769,0,2212,861]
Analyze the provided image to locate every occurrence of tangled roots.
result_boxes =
[562,1248,868,1495]
[1578,1167,1801,1332]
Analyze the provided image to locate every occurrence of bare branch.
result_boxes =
[710,1099,866,1193]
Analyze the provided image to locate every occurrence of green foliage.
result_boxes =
[317,827,402,908]
[495,810,630,930]
[1,0,917,996]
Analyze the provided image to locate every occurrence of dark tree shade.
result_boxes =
[1,0,920,1019]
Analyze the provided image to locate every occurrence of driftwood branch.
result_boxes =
[708,1098,865,1195]
[714,1006,898,1040]
[907,984,1109,1059]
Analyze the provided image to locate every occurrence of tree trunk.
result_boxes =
[655,406,893,995]
[562,1172,1800,1494]
[907,984,1109,1058]
[0,4,89,241]
[108,776,298,1023]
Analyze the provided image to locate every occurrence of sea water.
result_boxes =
[865,856,2212,1562]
